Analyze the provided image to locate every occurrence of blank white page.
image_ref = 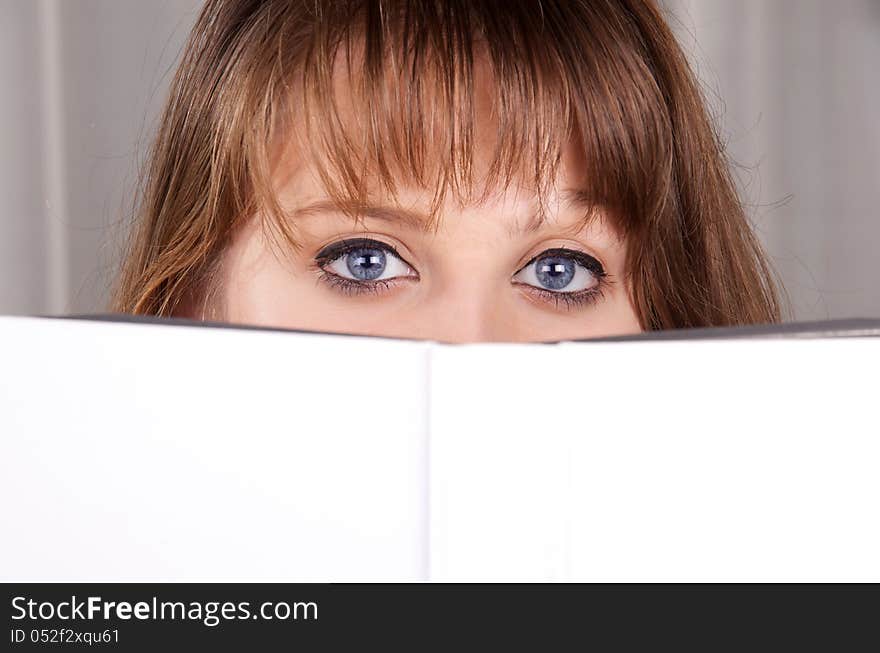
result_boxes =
[0,317,429,581]
[429,338,880,581]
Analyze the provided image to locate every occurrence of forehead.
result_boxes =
[272,29,601,225]
[274,60,598,232]
[272,131,599,238]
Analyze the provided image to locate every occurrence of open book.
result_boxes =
[1,315,878,581]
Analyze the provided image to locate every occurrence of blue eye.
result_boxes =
[534,255,575,290]
[316,238,415,283]
[345,247,386,280]
[513,248,605,293]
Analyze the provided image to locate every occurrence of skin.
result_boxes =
[218,56,642,343]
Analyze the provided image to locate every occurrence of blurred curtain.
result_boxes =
[663,0,880,320]
[0,0,201,315]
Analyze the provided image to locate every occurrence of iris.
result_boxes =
[534,255,575,290]
[346,247,387,280]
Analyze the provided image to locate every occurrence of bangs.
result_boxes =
[259,0,675,233]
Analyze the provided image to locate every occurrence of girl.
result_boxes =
[114,0,782,342]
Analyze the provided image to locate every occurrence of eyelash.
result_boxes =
[313,239,611,309]
[315,270,399,296]
[522,284,607,310]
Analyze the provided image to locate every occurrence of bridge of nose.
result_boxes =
[414,283,519,343]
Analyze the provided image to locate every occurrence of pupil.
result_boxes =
[346,247,386,280]
[535,256,574,290]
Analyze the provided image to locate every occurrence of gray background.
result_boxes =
[1,0,877,320]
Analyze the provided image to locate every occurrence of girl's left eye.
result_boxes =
[316,238,415,282]
[512,248,606,293]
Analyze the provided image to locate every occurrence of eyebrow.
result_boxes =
[291,189,598,235]
[519,189,597,234]
[292,199,429,230]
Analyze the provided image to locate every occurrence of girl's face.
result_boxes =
[219,143,641,343]
[219,61,641,342]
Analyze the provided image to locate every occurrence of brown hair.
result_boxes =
[113,0,783,328]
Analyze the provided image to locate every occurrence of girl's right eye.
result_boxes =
[315,238,416,283]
